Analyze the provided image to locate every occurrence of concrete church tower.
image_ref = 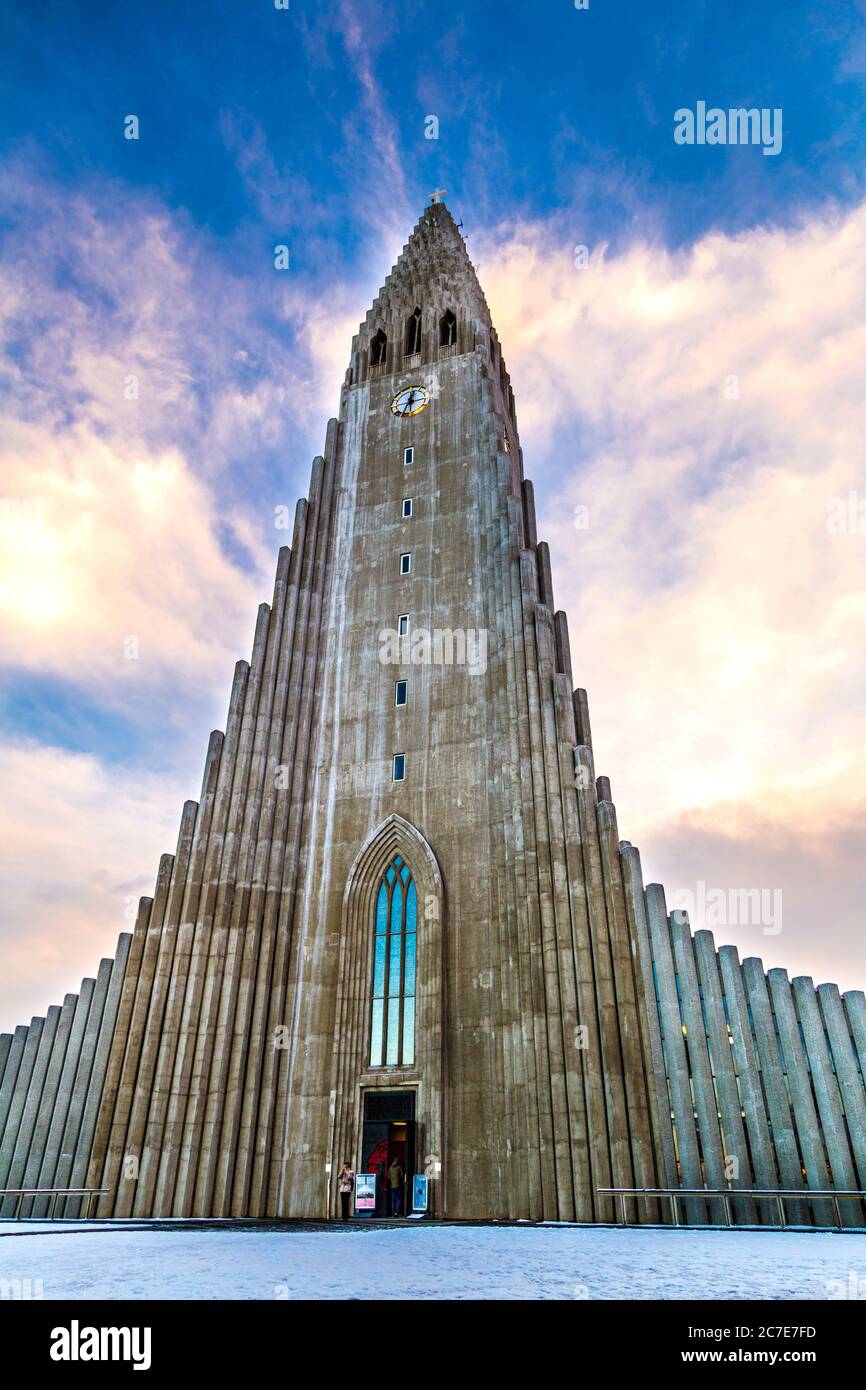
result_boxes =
[2,201,865,1225]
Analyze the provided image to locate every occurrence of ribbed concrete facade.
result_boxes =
[2,202,863,1223]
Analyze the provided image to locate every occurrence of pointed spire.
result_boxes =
[348,200,494,386]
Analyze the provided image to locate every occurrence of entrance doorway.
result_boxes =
[361,1090,415,1217]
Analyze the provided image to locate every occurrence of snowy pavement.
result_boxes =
[1,1221,865,1300]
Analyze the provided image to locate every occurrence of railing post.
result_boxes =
[722,1192,731,1228]
[832,1195,842,1231]
[619,1192,627,1227]
[670,1193,679,1227]
[776,1194,786,1229]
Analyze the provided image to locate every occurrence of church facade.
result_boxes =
[2,202,865,1225]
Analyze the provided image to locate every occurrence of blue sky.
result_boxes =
[1,0,865,1021]
[3,3,865,258]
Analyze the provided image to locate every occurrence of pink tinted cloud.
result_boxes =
[480,202,866,988]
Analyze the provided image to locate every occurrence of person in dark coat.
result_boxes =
[387,1157,404,1216]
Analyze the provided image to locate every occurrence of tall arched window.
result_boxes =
[369,854,416,1067]
[439,309,456,347]
[404,307,422,357]
[370,328,387,366]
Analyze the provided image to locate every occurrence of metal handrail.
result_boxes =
[597,1185,866,1231]
[0,1187,109,1220]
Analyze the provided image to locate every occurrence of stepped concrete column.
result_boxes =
[0,1025,28,1144]
[32,984,95,1216]
[717,946,777,1219]
[19,993,80,1214]
[766,968,834,1224]
[0,1019,43,1189]
[0,1038,10,1094]
[72,933,132,1216]
[791,976,858,1226]
[670,913,727,1220]
[742,961,807,1224]
[645,884,705,1223]
[52,961,111,1214]
[1,1005,61,1214]
[843,991,866,1073]
[620,843,677,1196]
[596,802,657,1217]
[142,731,224,1217]
[693,932,756,1223]
[115,801,199,1219]
[819,985,866,1192]
[573,745,632,1215]
[88,897,151,1213]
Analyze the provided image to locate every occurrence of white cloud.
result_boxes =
[0,740,192,1028]
[480,202,866,986]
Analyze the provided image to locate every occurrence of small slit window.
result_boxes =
[392,753,406,782]
[398,613,409,637]
[402,498,413,518]
[395,680,408,707]
[404,447,414,466]
[400,553,411,575]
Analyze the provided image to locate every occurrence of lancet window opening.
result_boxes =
[369,854,417,1067]
[439,308,457,347]
[404,307,422,357]
[370,328,387,367]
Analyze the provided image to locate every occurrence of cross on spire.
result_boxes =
[428,188,447,204]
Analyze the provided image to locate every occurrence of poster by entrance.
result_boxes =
[354,1174,376,1214]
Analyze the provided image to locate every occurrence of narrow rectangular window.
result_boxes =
[402,498,412,518]
[403,446,414,466]
[400,553,411,575]
[398,613,409,637]
[392,753,406,782]
[395,680,407,707]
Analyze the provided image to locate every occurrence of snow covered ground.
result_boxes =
[1,1221,865,1300]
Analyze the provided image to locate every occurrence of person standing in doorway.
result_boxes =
[388,1156,404,1217]
[338,1161,354,1221]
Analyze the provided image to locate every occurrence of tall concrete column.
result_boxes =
[51,962,111,1214]
[817,983,866,1194]
[0,1025,28,1146]
[717,946,777,1221]
[791,975,858,1226]
[670,913,727,1218]
[843,990,866,1073]
[740,959,806,1223]
[140,731,224,1216]
[0,1037,10,1094]
[18,993,80,1214]
[621,843,677,1197]
[693,932,756,1223]
[1,1005,61,1214]
[0,1019,43,1189]
[763,967,828,1223]
[30,985,94,1216]
[71,934,132,1216]
[645,884,706,1222]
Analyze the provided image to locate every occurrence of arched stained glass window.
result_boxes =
[369,854,416,1067]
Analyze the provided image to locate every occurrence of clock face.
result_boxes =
[390,385,430,417]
